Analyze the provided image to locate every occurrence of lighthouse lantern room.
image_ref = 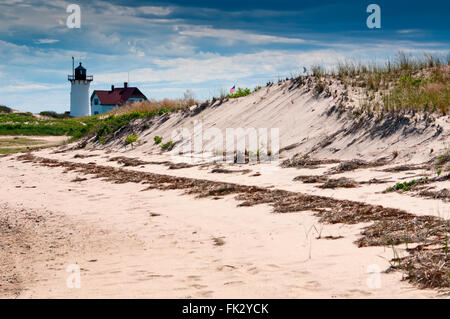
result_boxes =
[68,59,93,117]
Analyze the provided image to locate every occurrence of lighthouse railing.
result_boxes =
[68,75,93,81]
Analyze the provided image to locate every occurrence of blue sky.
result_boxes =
[0,0,448,113]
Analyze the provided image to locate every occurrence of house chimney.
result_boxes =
[111,85,115,92]
[124,82,128,88]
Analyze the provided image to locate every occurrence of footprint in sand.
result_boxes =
[147,274,173,278]
[302,280,322,290]
[217,265,236,272]
[224,281,244,286]
[187,275,201,281]
[267,264,281,269]
[348,289,372,296]
[197,290,214,297]
[191,284,208,290]
[247,266,260,275]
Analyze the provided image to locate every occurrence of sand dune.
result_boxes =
[1,77,448,298]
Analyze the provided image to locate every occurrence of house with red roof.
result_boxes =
[90,82,147,115]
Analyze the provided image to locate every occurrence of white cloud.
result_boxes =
[35,39,60,44]
[93,49,345,86]
[0,83,66,93]
[178,26,307,45]
[138,6,173,16]
[396,29,420,34]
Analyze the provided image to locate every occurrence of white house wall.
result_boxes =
[91,95,146,115]
[92,104,116,115]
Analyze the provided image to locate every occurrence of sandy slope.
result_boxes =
[91,78,449,164]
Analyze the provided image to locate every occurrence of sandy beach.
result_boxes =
[0,145,448,298]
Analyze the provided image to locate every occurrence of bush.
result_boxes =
[0,105,12,114]
[39,111,71,119]
[125,134,138,145]
[385,177,429,192]
[161,141,174,151]
[228,87,252,99]
[154,136,162,145]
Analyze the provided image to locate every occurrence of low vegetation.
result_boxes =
[0,113,98,138]
[0,137,62,155]
[154,136,162,145]
[108,94,197,117]
[312,52,449,115]
[92,93,200,144]
[435,149,450,170]
[228,87,252,99]
[0,89,202,147]
[160,141,174,151]
[0,105,13,114]
[39,111,71,119]
[384,177,429,193]
[125,134,138,145]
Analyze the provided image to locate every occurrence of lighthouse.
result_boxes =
[68,59,93,117]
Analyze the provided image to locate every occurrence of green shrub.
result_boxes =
[385,177,429,192]
[154,136,162,145]
[0,105,12,114]
[39,111,71,119]
[161,141,174,150]
[125,134,138,145]
[228,87,252,99]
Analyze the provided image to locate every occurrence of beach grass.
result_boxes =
[0,99,190,144]
[0,137,68,155]
[0,147,29,155]
[0,137,45,147]
[312,52,449,114]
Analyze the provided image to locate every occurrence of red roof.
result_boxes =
[92,87,147,105]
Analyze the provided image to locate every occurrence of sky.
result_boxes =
[0,0,448,113]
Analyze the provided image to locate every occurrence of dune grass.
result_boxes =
[90,95,201,144]
[0,137,66,155]
[312,52,449,115]
[0,96,195,144]
[0,137,45,147]
[108,97,196,116]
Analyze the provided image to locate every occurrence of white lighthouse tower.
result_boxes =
[68,59,93,117]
